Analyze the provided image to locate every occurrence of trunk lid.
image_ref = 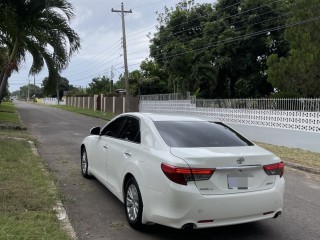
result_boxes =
[170,145,279,195]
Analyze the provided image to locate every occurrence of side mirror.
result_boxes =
[90,126,101,135]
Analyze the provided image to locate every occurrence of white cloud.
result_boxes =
[10,0,214,92]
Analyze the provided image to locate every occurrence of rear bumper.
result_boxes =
[141,177,285,229]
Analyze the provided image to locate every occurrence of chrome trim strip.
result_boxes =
[216,165,262,170]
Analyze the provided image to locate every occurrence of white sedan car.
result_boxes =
[81,113,284,230]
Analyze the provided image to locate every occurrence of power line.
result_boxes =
[147,14,320,62]
[126,0,289,47]
[154,1,309,47]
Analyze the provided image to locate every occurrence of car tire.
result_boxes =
[81,148,91,178]
[124,177,144,230]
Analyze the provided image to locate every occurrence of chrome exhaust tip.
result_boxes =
[181,223,195,231]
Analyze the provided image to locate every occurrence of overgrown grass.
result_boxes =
[53,105,116,120]
[0,102,20,124]
[0,129,31,141]
[0,138,71,240]
[0,102,71,239]
[256,142,320,169]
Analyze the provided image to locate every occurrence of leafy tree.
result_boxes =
[42,76,75,99]
[17,84,41,100]
[267,0,320,97]
[150,0,213,95]
[149,0,289,98]
[114,74,125,91]
[139,60,169,95]
[114,61,169,96]
[10,89,20,97]
[203,0,288,98]
[0,0,80,103]
[114,72,140,96]
[86,76,112,95]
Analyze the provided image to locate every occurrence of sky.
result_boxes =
[9,0,213,92]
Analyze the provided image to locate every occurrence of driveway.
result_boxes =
[16,101,320,240]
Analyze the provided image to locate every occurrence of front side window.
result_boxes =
[101,117,126,138]
[154,121,253,148]
[118,117,140,143]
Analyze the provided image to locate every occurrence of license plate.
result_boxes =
[228,174,248,189]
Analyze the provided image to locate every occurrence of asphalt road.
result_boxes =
[16,101,320,240]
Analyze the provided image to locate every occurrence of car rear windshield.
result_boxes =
[154,121,253,148]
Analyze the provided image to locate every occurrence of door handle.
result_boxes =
[103,145,108,149]
[124,152,132,157]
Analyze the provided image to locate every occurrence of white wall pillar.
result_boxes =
[94,94,98,111]
[123,97,126,113]
[112,97,116,114]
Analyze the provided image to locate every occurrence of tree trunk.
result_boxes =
[0,71,4,86]
[0,38,20,102]
[0,73,9,103]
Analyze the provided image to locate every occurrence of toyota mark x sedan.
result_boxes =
[80,113,284,230]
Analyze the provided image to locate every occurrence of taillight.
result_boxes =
[161,163,215,185]
[263,162,284,178]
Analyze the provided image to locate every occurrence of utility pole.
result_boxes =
[112,3,132,112]
[33,76,36,102]
[27,79,30,102]
[110,65,114,93]
[56,77,60,105]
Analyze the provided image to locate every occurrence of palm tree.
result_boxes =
[0,0,81,102]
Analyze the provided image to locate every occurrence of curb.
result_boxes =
[0,124,26,130]
[27,140,78,240]
[285,161,320,175]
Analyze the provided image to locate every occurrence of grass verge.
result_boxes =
[0,102,71,239]
[0,102,20,124]
[256,142,320,169]
[0,137,71,240]
[52,105,116,120]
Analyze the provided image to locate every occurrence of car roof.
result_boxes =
[124,112,211,122]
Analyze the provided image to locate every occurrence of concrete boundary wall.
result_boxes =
[139,99,320,133]
[65,96,139,114]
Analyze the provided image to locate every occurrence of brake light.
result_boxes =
[161,163,215,185]
[263,162,284,178]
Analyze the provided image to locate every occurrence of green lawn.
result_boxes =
[256,142,320,169]
[0,102,20,124]
[53,105,116,120]
[0,138,71,240]
[0,102,71,239]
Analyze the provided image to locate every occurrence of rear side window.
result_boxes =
[154,121,253,148]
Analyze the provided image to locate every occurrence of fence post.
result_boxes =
[101,94,104,112]
[113,97,116,114]
[104,97,107,112]
[123,97,126,113]
[94,94,98,111]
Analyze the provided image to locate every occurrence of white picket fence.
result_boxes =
[37,98,65,105]
[139,96,320,133]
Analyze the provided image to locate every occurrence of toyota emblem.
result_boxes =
[237,157,245,164]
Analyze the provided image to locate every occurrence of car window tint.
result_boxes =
[101,117,126,138]
[118,117,141,143]
[154,121,253,147]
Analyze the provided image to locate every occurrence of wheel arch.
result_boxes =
[122,173,135,201]
[81,144,86,154]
